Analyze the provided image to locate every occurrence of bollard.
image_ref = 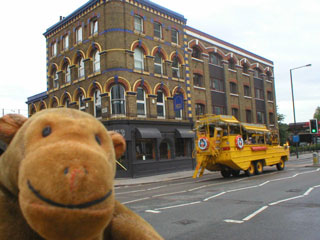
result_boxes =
[313,152,319,165]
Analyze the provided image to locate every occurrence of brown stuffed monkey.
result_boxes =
[0,108,163,240]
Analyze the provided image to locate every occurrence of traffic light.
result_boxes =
[310,119,318,134]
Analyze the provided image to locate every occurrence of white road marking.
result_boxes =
[242,206,269,221]
[154,201,201,211]
[224,219,244,224]
[203,192,226,202]
[269,195,304,206]
[117,189,146,195]
[147,185,167,191]
[152,190,187,198]
[304,187,314,196]
[145,210,161,214]
[226,185,258,193]
[122,197,150,204]
[259,181,270,186]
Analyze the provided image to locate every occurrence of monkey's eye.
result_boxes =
[42,126,51,137]
[95,135,101,145]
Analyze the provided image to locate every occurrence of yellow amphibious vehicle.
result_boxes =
[193,115,289,178]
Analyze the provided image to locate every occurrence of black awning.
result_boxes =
[175,128,195,138]
[136,128,161,139]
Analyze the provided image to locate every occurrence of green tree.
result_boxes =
[313,106,320,121]
[277,109,289,145]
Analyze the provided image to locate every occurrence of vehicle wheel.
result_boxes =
[254,161,263,175]
[245,162,255,176]
[221,169,232,178]
[276,158,285,171]
[231,170,240,177]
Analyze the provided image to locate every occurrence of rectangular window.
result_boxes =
[137,88,146,116]
[134,15,143,33]
[156,91,165,118]
[210,78,224,91]
[232,108,239,119]
[154,22,162,38]
[62,35,69,51]
[171,28,178,44]
[269,112,275,124]
[134,48,144,71]
[135,139,155,161]
[53,72,59,88]
[230,82,237,94]
[246,110,252,123]
[193,74,203,87]
[267,91,273,101]
[91,19,98,35]
[214,106,224,115]
[255,88,264,99]
[244,85,251,96]
[51,42,57,57]
[195,104,205,116]
[257,111,265,124]
[76,27,82,43]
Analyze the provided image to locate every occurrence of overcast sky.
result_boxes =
[0,0,318,123]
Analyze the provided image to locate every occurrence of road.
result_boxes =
[115,155,320,240]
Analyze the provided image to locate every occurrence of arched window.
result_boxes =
[93,89,102,118]
[39,102,46,111]
[93,50,100,73]
[78,57,85,78]
[64,63,71,84]
[62,95,70,108]
[51,99,58,108]
[52,69,59,89]
[154,52,163,75]
[134,47,144,71]
[30,105,36,116]
[78,92,85,111]
[209,53,222,66]
[156,90,165,118]
[172,56,180,78]
[191,46,201,59]
[137,87,146,117]
[111,84,126,115]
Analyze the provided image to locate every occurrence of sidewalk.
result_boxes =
[115,152,318,187]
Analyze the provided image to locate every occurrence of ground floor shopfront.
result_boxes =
[104,119,195,178]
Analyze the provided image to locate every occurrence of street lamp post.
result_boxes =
[290,64,312,159]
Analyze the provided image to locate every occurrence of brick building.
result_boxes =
[27,0,277,177]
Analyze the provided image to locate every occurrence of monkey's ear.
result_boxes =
[0,114,27,144]
[108,131,126,159]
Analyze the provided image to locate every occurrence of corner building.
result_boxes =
[27,0,277,177]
